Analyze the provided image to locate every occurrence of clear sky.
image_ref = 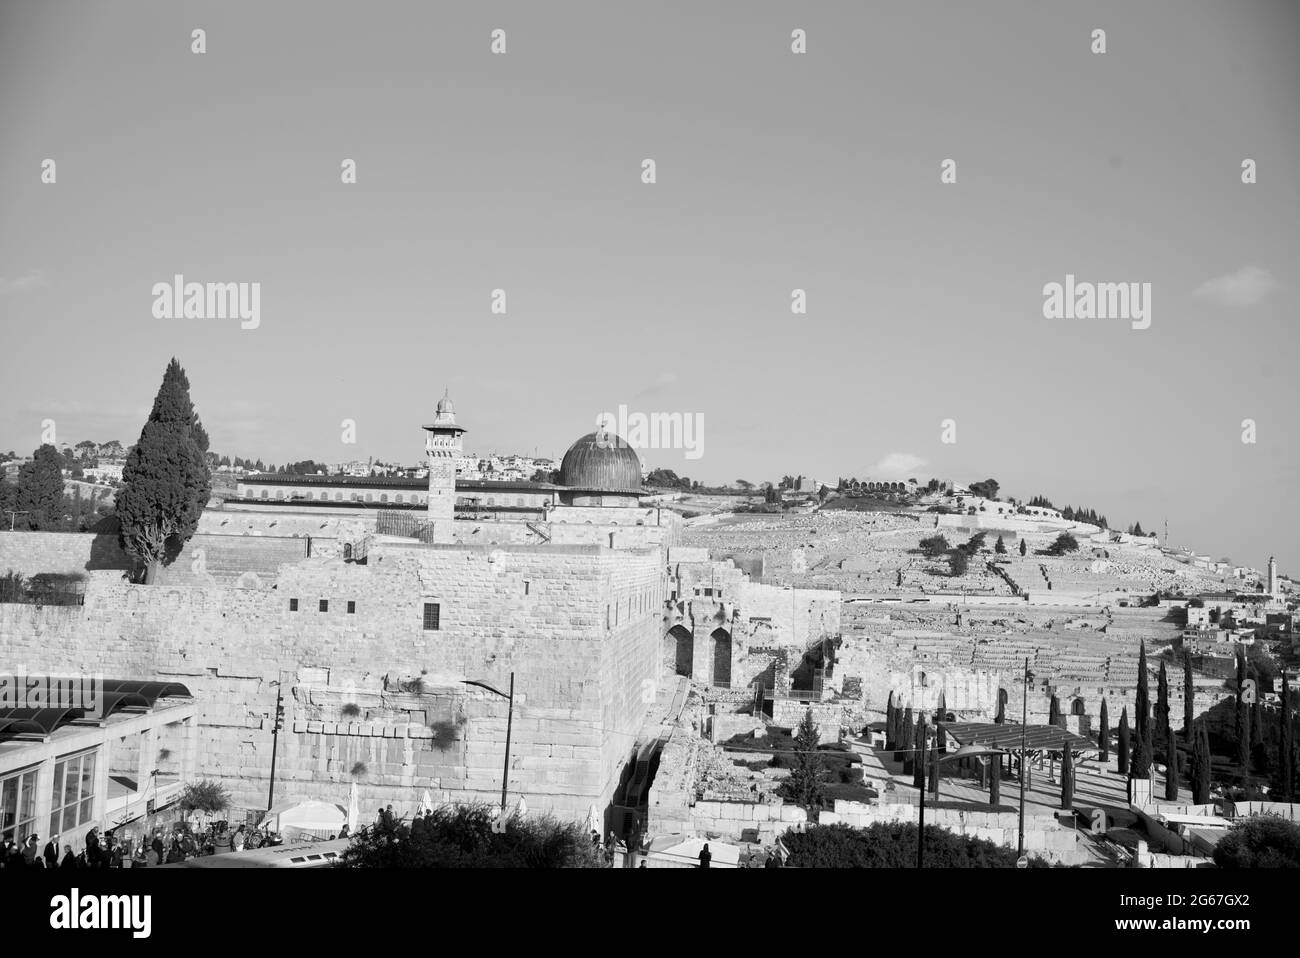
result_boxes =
[1,0,1297,573]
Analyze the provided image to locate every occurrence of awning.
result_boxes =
[266,800,348,832]
[942,722,1095,754]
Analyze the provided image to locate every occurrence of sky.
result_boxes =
[1,0,1297,573]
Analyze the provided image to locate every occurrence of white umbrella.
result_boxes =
[420,789,434,816]
[515,796,528,819]
[347,781,359,834]
[586,804,601,836]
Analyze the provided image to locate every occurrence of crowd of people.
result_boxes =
[0,819,286,869]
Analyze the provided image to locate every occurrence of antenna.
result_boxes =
[1163,518,1169,549]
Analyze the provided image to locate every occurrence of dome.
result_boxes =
[559,432,642,493]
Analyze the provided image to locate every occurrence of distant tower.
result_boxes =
[422,389,466,544]
[1268,556,1278,597]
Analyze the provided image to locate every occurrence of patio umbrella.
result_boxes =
[419,789,434,816]
[515,796,528,819]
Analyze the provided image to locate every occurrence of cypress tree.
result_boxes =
[14,444,66,529]
[1118,707,1130,775]
[1190,722,1206,804]
[1234,645,1249,770]
[117,358,212,577]
[1156,661,1170,759]
[1132,643,1152,779]
[912,716,926,790]
[1165,740,1180,801]
[1098,698,1110,762]
[1048,694,1060,728]
[1197,721,1212,805]
[1251,680,1264,748]
[1019,538,1027,557]
[1183,652,1194,743]
[1060,743,1074,809]
[885,691,896,750]
[994,688,1006,725]
[900,707,915,774]
[1280,672,1294,803]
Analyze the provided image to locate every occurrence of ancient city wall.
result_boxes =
[0,536,666,821]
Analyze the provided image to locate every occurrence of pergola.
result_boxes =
[942,722,1095,757]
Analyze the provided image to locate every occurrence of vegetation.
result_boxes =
[1098,698,1109,762]
[780,709,831,812]
[919,534,949,558]
[1041,532,1080,556]
[947,549,969,577]
[1213,815,1300,868]
[967,478,999,500]
[179,780,231,819]
[339,803,601,868]
[117,359,212,576]
[780,822,1045,868]
[995,535,1007,554]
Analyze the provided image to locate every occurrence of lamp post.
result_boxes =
[267,682,284,810]
[1018,657,1035,858]
[462,672,515,810]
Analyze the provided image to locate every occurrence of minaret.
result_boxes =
[1268,556,1278,597]
[422,389,466,544]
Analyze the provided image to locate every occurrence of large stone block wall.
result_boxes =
[0,531,132,576]
[0,538,666,821]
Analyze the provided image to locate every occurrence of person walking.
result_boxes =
[44,834,59,869]
[698,843,712,868]
[232,825,246,852]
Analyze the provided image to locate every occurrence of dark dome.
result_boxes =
[560,432,643,493]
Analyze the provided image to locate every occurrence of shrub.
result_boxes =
[338,803,601,868]
[781,822,1044,868]
[1213,815,1300,868]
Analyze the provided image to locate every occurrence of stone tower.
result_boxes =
[422,389,465,544]
[1268,556,1278,597]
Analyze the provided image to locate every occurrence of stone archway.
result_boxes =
[665,625,693,678]
[711,628,732,688]
[1071,697,1086,716]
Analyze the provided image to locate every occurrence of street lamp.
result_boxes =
[1018,657,1035,858]
[462,672,515,811]
[267,681,284,810]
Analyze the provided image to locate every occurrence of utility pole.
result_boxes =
[1018,657,1030,857]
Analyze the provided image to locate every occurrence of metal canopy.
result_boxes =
[0,707,87,738]
[942,721,1095,754]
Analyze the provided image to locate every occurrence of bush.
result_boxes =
[919,534,950,558]
[1213,815,1300,868]
[338,803,601,868]
[1042,532,1079,556]
[781,822,1044,868]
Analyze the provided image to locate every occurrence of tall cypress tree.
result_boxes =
[1164,739,1180,801]
[1156,662,1170,759]
[117,358,212,577]
[1048,694,1060,728]
[1191,721,1210,805]
[885,691,896,750]
[1060,743,1074,809]
[1198,721,1212,804]
[1131,642,1153,780]
[1118,707,1130,775]
[912,716,926,790]
[1280,672,1294,803]
[994,688,1006,725]
[1098,698,1110,761]
[1183,652,1194,743]
[1234,645,1249,770]
[900,707,915,774]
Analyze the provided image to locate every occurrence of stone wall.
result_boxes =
[0,536,666,822]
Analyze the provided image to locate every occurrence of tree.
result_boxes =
[780,821,1039,869]
[1060,744,1074,809]
[1131,641,1152,780]
[919,534,950,557]
[1165,740,1180,801]
[1019,538,1028,557]
[116,359,212,576]
[885,692,896,750]
[1235,645,1251,771]
[1048,695,1060,728]
[1118,707,1130,775]
[995,535,1007,554]
[1214,816,1300,868]
[179,779,230,821]
[900,707,915,772]
[1156,661,1170,760]
[947,549,969,577]
[1133,521,1145,537]
[1191,721,1212,805]
[912,716,926,789]
[1043,532,1079,556]
[1280,672,1294,803]
[1098,698,1109,761]
[782,708,829,813]
[1183,653,1194,743]
[994,688,1007,725]
[13,444,66,529]
[968,478,999,500]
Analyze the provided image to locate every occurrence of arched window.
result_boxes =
[335,492,343,501]
[395,494,403,503]
[260,489,268,499]
[380,494,388,503]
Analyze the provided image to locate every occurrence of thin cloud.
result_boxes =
[0,269,51,295]
[1192,266,1278,308]
[870,452,927,477]
[633,370,678,401]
